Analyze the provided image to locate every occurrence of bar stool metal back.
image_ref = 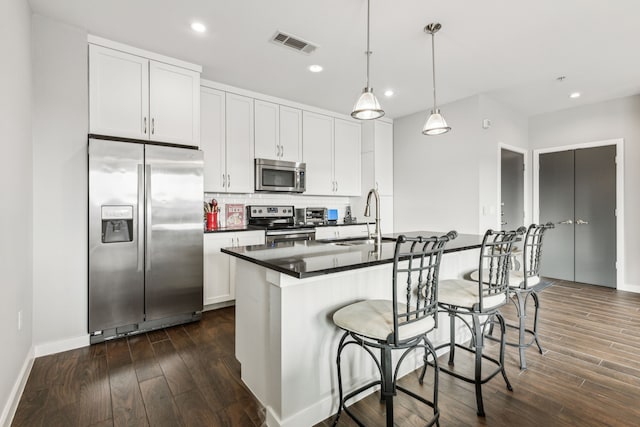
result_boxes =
[506,222,555,369]
[427,227,525,417]
[332,231,456,427]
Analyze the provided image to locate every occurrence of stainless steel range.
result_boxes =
[247,205,316,245]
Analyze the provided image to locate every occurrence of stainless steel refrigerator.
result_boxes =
[88,136,204,343]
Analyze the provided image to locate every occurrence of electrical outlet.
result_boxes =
[18,310,22,331]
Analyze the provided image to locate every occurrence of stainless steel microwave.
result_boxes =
[255,158,306,193]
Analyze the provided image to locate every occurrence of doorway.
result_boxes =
[500,148,525,231]
[534,139,624,288]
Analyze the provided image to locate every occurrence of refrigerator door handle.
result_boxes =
[145,164,152,273]
[137,164,145,272]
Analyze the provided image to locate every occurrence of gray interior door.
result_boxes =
[574,146,616,287]
[538,146,616,287]
[501,149,525,231]
[539,150,575,281]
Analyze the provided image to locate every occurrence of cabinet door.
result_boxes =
[315,227,339,240]
[203,234,234,306]
[236,230,266,246]
[337,224,369,238]
[334,118,361,196]
[149,61,200,146]
[279,106,302,162]
[89,44,149,139]
[226,93,255,193]
[374,121,394,196]
[254,100,279,159]
[201,87,226,192]
[303,111,334,195]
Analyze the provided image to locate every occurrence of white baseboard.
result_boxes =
[34,334,89,357]
[617,283,640,294]
[1,346,34,427]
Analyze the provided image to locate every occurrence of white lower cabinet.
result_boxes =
[204,230,265,306]
[315,224,370,240]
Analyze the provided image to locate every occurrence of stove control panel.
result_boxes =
[247,205,294,218]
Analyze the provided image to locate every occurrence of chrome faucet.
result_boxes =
[364,188,381,246]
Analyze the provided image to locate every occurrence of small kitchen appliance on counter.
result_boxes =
[247,205,316,245]
[305,207,328,225]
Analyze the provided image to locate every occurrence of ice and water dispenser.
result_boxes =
[101,205,134,243]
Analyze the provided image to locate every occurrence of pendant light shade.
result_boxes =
[422,23,450,135]
[352,87,384,120]
[351,0,384,120]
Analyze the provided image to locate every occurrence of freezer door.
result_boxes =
[89,138,145,332]
[145,145,204,320]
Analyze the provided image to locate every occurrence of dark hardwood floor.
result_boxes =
[12,280,640,426]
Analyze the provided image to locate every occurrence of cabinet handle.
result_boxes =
[222,174,226,187]
[151,118,155,135]
[375,181,379,191]
[280,145,284,157]
[143,117,147,134]
[336,181,338,192]
[227,174,231,188]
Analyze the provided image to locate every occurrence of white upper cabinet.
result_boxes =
[254,100,302,162]
[201,87,226,192]
[254,100,280,159]
[149,61,200,145]
[334,118,361,196]
[303,111,334,195]
[303,112,361,196]
[89,41,201,146]
[362,120,393,196]
[225,93,255,193]
[279,105,302,162]
[89,45,149,140]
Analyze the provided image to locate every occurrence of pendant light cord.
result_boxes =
[366,0,371,89]
[431,31,437,110]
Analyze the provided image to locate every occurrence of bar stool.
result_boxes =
[474,222,555,369]
[332,232,456,427]
[425,228,524,417]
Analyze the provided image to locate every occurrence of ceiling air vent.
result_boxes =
[270,31,317,54]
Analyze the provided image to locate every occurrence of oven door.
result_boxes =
[265,228,316,245]
[255,158,305,193]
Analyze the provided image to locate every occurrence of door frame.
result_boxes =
[497,143,529,229]
[533,138,625,289]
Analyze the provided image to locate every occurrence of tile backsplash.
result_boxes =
[204,192,359,227]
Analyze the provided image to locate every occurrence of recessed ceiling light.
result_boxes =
[308,65,323,73]
[191,22,206,33]
[384,90,394,97]
[569,92,581,99]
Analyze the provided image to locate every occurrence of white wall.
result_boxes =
[529,95,640,289]
[0,0,34,424]
[32,14,89,354]
[393,94,529,235]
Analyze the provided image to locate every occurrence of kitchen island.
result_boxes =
[222,232,483,427]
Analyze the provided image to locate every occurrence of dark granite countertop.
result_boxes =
[204,226,255,233]
[221,231,484,279]
[204,222,372,234]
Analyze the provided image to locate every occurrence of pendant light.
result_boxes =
[351,0,384,120]
[422,23,451,135]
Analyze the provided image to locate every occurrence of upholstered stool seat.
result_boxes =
[332,232,456,427]
[334,300,436,342]
[438,279,507,310]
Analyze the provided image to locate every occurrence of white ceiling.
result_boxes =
[28,0,640,119]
